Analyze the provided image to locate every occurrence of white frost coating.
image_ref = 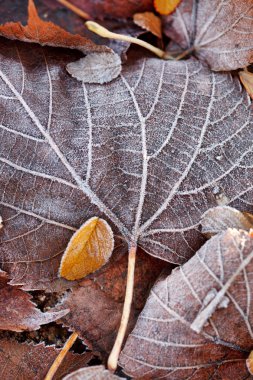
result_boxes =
[165,0,253,71]
[0,41,253,287]
[66,53,122,84]
[191,247,253,333]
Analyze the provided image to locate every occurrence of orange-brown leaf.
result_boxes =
[239,69,253,100]
[0,0,109,54]
[59,217,114,281]
[154,0,181,15]
[133,12,162,39]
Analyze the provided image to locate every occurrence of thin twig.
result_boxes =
[44,332,78,380]
[107,245,137,371]
[174,46,195,60]
[57,0,91,20]
[86,21,173,60]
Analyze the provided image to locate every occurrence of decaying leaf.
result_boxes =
[63,365,123,380]
[0,270,69,331]
[0,0,123,84]
[133,12,162,39]
[0,0,110,55]
[66,52,122,84]
[201,206,253,238]
[59,217,114,281]
[0,337,93,380]
[154,0,181,15]
[120,229,253,379]
[0,37,253,289]
[240,69,253,100]
[164,0,253,71]
[60,249,165,357]
[0,1,144,61]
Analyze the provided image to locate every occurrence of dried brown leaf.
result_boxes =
[63,365,123,380]
[60,249,166,357]
[201,206,253,238]
[0,39,252,289]
[0,0,110,55]
[133,12,162,39]
[164,0,253,71]
[0,270,68,331]
[0,337,93,380]
[0,0,123,84]
[240,69,253,100]
[120,229,253,379]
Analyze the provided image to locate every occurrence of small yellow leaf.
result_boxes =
[59,217,114,280]
[247,351,253,375]
[154,0,181,15]
[239,69,253,100]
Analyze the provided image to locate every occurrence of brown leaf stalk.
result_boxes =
[108,245,137,371]
[44,332,78,380]
[56,0,91,20]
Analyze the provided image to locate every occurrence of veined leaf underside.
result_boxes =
[0,39,252,288]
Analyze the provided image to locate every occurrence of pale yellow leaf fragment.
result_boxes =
[239,69,253,100]
[154,0,181,15]
[133,12,162,39]
[59,217,114,280]
[247,351,253,375]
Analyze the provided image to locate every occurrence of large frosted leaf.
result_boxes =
[164,0,253,71]
[0,37,252,289]
[120,229,253,379]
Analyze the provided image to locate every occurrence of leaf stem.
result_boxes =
[174,46,195,60]
[86,21,173,60]
[56,0,91,20]
[44,332,78,380]
[108,245,137,371]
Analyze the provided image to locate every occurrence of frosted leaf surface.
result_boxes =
[0,37,252,289]
[164,0,253,70]
[120,229,253,379]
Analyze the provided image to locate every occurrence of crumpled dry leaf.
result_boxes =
[60,249,166,357]
[63,365,123,380]
[0,270,68,331]
[66,52,122,84]
[120,229,253,379]
[0,1,144,61]
[64,0,154,19]
[201,206,253,238]
[133,12,162,39]
[240,69,253,100]
[0,37,252,290]
[0,0,122,84]
[164,0,253,71]
[0,0,110,55]
[59,217,114,280]
[154,0,181,15]
[0,337,93,380]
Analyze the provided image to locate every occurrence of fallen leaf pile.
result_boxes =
[0,0,253,378]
